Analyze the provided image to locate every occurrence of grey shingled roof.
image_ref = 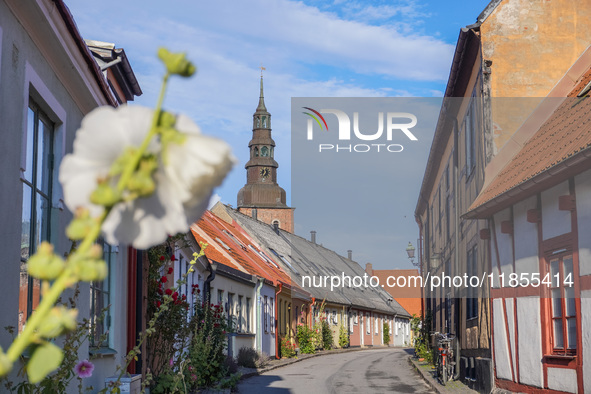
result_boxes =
[223,206,410,317]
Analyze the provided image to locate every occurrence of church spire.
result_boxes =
[257,67,267,113]
[237,73,293,233]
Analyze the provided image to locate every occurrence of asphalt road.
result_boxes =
[237,348,435,394]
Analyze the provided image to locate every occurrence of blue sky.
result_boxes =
[65,0,490,269]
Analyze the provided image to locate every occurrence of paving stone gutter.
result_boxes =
[407,356,479,394]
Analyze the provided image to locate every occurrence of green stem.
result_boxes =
[116,72,170,193]
[5,72,172,371]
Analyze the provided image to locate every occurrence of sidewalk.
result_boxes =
[408,356,478,394]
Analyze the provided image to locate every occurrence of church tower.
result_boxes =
[237,73,294,232]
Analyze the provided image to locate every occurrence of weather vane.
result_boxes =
[260,65,266,77]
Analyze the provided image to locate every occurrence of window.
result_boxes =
[366,314,371,335]
[549,254,577,355]
[217,289,224,307]
[238,295,243,332]
[464,83,480,178]
[270,297,274,334]
[246,297,251,333]
[90,239,116,348]
[19,101,54,333]
[227,293,234,329]
[332,310,337,325]
[467,245,478,320]
[264,296,268,333]
[374,315,378,334]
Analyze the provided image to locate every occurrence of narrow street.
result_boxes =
[238,348,435,394]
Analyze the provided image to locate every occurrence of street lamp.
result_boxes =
[406,242,418,266]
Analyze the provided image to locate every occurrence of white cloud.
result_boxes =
[64,0,451,206]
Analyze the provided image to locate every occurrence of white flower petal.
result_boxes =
[59,105,234,249]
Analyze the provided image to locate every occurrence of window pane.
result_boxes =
[567,318,577,350]
[35,194,50,248]
[565,286,576,317]
[18,262,28,333]
[564,257,573,276]
[550,260,560,287]
[552,289,562,317]
[37,119,53,194]
[24,107,35,182]
[21,184,32,260]
[553,319,564,348]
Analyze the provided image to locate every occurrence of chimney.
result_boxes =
[310,231,316,244]
[365,262,373,276]
[273,221,279,233]
[347,250,352,260]
[252,208,257,220]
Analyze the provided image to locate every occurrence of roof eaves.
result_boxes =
[475,0,503,25]
[415,28,479,217]
[51,0,117,107]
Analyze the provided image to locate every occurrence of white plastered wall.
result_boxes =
[541,181,571,240]
[513,196,539,276]
[516,297,543,387]
[493,298,513,380]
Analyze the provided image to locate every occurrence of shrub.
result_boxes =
[256,352,270,368]
[321,320,333,350]
[224,355,239,375]
[411,313,433,364]
[338,324,349,348]
[237,347,259,368]
[296,325,315,354]
[383,322,391,345]
[280,336,297,358]
[185,301,229,388]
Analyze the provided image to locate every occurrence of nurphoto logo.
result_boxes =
[302,106,418,153]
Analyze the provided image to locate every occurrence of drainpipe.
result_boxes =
[255,278,264,353]
[275,282,283,359]
[203,259,217,306]
[309,298,316,328]
[346,305,352,348]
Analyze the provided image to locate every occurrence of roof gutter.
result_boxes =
[464,146,591,219]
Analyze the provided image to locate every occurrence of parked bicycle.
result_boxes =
[431,332,456,385]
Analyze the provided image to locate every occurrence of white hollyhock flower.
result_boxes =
[59,105,235,249]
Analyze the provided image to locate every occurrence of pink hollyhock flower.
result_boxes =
[74,360,94,378]
[160,276,168,283]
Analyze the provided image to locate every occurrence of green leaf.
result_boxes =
[27,342,64,384]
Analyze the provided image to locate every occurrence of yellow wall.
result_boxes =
[481,0,591,151]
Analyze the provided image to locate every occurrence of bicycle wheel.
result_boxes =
[441,355,447,385]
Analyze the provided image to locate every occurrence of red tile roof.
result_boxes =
[467,68,591,216]
[191,211,294,287]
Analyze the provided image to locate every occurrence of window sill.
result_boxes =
[89,347,117,358]
[544,354,577,367]
[545,354,576,360]
[234,332,256,337]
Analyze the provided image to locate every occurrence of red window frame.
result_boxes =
[547,253,577,356]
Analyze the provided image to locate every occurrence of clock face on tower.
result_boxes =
[260,167,270,178]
